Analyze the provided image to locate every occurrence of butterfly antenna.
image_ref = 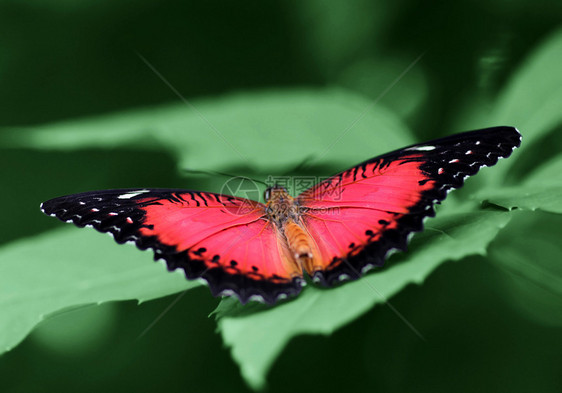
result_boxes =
[281,154,317,175]
[181,168,268,187]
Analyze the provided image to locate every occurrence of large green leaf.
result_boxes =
[216,209,512,390]
[0,228,197,355]
[476,154,562,213]
[0,89,414,357]
[0,89,413,173]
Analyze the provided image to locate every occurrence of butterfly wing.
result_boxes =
[41,189,303,304]
[297,126,521,285]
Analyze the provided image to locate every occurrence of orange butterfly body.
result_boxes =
[265,186,319,278]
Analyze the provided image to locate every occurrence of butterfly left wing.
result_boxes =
[41,189,304,304]
[297,126,521,285]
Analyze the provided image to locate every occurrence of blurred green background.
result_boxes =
[1,1,561,392]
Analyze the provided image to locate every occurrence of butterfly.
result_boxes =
[41,126,521,304]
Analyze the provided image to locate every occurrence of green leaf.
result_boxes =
[489,27,562,178]
[493,27,562,144]
[0,88,413,358]
[0,228,197,355]
[482,185,562,214]
[476,154,562,213]
[216,209,512,390]
[455,28,562,185]
[0,89,413,173]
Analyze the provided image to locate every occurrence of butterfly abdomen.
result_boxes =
[284,220,313,261]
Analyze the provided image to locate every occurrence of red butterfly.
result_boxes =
[41,127,521,304]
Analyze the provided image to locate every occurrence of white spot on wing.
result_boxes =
[118,189,150,199]
[248,294,266,303]
[220,289,236,297]
[360,264,371,274]
[406,145,436,151]
[406,232,415,244]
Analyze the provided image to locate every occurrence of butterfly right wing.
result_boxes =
[296,127,521,285]
[41,189,304,304]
